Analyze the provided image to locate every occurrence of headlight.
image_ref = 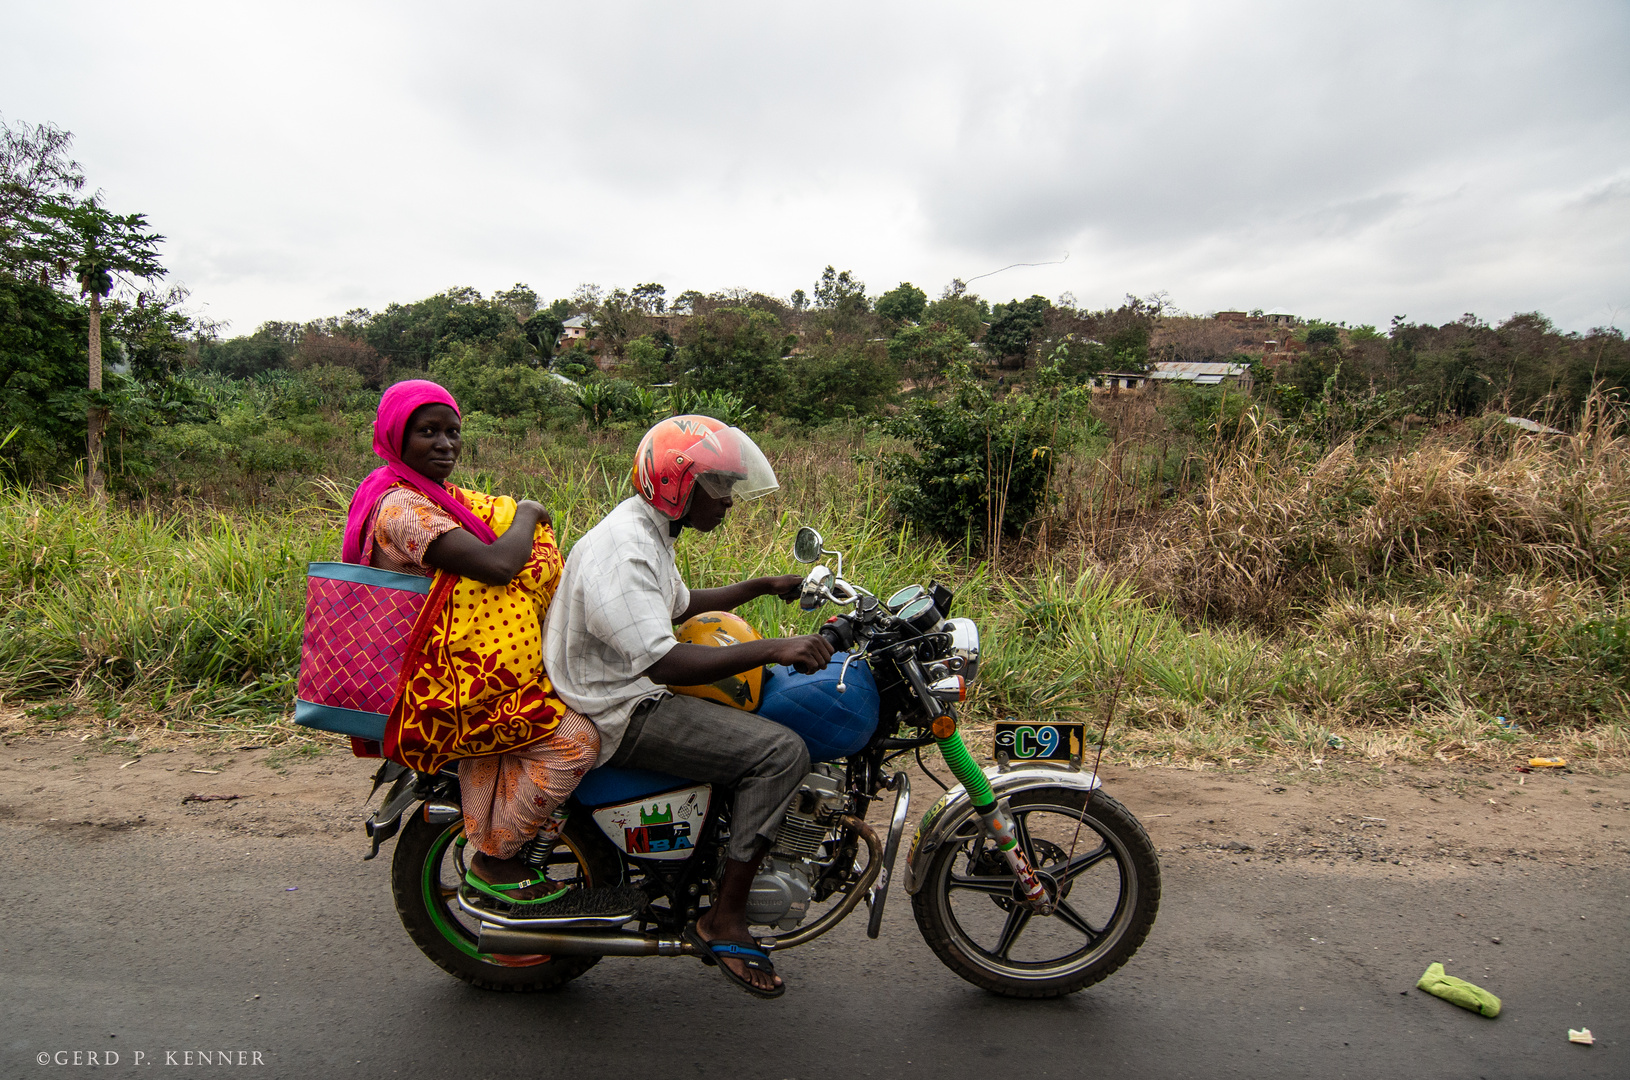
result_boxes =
[945,617,980,685]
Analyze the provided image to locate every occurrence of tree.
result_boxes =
[106,283,195,380]
[33,196,165,498]
[626,333,677,384]
[522,308,564,362]
[923,288,989,340]
[570,283,604,313]
[789,288,808,311]
[493,283,538,321]
[985,295,1051,369]
[0,275,88,479]
[199,321,299,378]
[675,306,787,414]
[875,282,927,324]
[887,323,971,382]
[293,329,387,386]
[813,266,866,310]
[0,116,85,279]
[780,341,898,424]
[630,283,667,314]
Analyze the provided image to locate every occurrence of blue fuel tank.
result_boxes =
[757,653,881,762]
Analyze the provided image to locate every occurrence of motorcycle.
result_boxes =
[361,525,1160,997]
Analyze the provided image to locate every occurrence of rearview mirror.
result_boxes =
[793,526,825,564]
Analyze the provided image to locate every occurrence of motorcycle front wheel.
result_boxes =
[911,787,1160,998]
[390,804,622,992]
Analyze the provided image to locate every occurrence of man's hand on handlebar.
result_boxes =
[767,574,804,603]
[770,633,834,674]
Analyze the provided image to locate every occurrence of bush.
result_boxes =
[427,341,566,422]
[0,276,89,479]
[779,342,896,425]
[675,306,787,413]
[887,324,972,382]
[882,361,1091,546]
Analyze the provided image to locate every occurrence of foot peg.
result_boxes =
[457,883,649,929]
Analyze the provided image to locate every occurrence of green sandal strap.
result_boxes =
[463,866,568,904]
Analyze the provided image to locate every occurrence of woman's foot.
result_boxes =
[467,851,567,903]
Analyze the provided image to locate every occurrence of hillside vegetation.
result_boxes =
[3,395,1626,772]
[5,115,1628,769]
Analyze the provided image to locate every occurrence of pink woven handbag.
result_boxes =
[294,562,433,741]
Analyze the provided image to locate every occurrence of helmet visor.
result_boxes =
[694,427,779,502]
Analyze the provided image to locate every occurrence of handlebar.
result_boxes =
[818,617,857,651]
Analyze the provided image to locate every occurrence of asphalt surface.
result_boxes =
[1,819,1623,1079]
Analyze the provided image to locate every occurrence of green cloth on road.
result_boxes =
[1417,962,1501,1017]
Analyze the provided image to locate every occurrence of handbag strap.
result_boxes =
[359,494,385,565]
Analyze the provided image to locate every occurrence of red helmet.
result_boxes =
[631,415,779,520]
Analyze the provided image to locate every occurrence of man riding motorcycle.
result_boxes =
[542,415,833,997]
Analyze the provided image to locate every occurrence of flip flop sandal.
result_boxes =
[682,924,785,999]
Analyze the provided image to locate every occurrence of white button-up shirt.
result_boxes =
[544,496,691,764]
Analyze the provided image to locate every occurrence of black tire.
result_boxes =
[390,805,623,992]
[911,787,1160,998]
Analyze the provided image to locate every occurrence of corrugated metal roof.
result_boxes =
[1505,416,1566,436]
[1146,361,1246,383]
[1151,361,1248,377]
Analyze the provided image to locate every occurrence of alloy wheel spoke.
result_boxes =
[1012,811,1038,864]
[993,906,1032,959]
[948,871,1016,897]
[1049,898,1104,944]
[1056,841,1114,882]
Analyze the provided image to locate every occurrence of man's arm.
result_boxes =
[646,634,833,684]
[676,574,803,623]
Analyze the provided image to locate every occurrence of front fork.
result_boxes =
[935,727,1055,915]
[898,656,1055,914]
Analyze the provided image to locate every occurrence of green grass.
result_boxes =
[3,414,1628,771]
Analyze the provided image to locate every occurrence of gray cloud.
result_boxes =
[3,0,1626,332]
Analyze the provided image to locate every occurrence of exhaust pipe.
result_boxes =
[477,926,691,957]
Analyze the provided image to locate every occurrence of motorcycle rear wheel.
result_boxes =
[911,787,1159,998]
[390,805,622,992]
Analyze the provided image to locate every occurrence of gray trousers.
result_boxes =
[609,694,810,862]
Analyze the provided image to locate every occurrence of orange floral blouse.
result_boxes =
[369,487,461,576]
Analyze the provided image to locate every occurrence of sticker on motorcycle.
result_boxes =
[591,785,712,861]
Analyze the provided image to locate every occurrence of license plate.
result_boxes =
[993,721,1085,764]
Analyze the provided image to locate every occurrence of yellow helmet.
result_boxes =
[667,611,765,712]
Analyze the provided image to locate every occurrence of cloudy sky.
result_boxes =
[5,1,1627,334]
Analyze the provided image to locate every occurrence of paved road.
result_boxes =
[1,822,1622,1079]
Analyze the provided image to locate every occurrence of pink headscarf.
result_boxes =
[341,380,499,564]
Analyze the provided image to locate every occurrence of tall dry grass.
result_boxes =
[1121,401,1630,628]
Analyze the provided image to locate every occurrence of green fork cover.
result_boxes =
[937,732,997,810]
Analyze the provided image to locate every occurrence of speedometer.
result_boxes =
[885,585,924,613]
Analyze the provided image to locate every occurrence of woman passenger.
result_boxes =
[342,379,596,906]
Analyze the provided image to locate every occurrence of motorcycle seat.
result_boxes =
[573,766,696,807]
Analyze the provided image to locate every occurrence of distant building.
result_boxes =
[556,315,592,351]
[1213,311,1249,324]
[1148,360,1249,387]
[1090,362,1250,393]
[1091,372,1150,392]
[1264,313,1297,328]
